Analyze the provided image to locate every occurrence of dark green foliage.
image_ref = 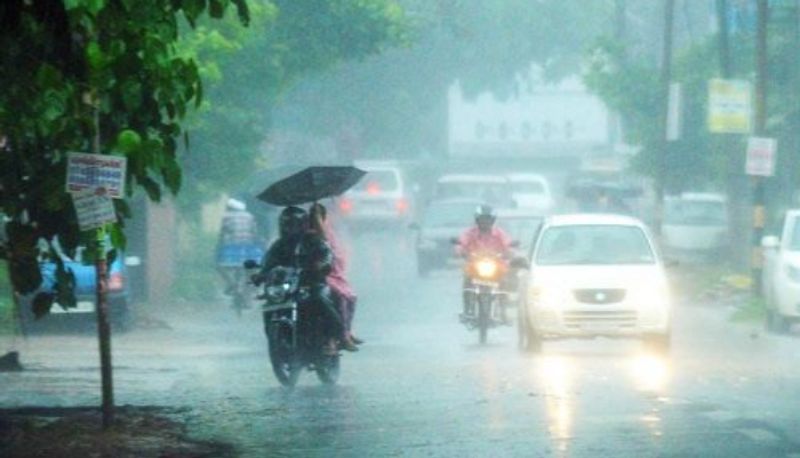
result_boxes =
[0,0,248,313]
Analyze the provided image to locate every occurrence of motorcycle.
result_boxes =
[460,252,511,344]
[244,260,341,387]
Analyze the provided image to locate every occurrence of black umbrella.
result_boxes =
[256,165,367,206]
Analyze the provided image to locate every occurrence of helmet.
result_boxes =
[279,206,308,237]
[226,198,246,211]
[475,204,495,230]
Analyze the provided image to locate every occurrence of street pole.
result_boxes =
[654,0,675,238]
[92,97,114,428]
[716,0,748,269]
[752,0,769,297]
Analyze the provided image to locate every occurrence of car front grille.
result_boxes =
[573,289,626,304]
[563,310,638,329]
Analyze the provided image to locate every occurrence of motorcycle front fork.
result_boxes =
[462,290,508,322]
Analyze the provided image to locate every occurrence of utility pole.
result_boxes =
[716,0,731,77]
[654,0,675,238]
[91,96,114,429]
[752,0,769,296]
[716,0,747,269]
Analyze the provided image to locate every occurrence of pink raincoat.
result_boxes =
[322,223,356,302]
[456,226,513,258]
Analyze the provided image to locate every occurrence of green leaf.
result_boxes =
[10,256,42,295]
[115,129,142,154]
[108,223,127,251]
[121,81,142,111]
[162,158,182,194]
[54,261,77,310]
[86,0,106,15]
[86,41,105,70]
[139,176,162,202]
[209,0,225,19]
[32,292,55,319]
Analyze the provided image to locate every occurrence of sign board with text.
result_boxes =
[708,79,752,134]
[66,152,127,198]
[746,137,777,177]
[72,189,117,231]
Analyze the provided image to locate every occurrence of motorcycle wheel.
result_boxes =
[315,355,341,385]
[478,296,490,345]
[268,325,301,387]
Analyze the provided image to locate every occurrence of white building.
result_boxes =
[448,68,617,159]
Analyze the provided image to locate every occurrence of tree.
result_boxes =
[584,0,800,201]
[0,0,249,315]
[176,0,408,212]
[271,0,614,158]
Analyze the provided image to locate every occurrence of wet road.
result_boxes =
[3,230,800,457]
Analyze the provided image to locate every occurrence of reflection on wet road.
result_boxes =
[3,230,800,457]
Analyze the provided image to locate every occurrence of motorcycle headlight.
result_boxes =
[475,259,499,279]
[265,283,290,302]
[785,264,800,283]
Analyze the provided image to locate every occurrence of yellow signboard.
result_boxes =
[708,79,752,134]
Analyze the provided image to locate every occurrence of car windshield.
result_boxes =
[435,181,511,207]
[536,224,656,265]
[352,170,399,193]
[664,200,727,226]
[511,181,545,194]
[790,218,800,251]
[423,202,478,228]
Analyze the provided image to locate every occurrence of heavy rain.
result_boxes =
[1,1,800,457]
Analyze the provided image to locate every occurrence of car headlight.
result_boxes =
[785,264,800,283]
[629,284,670,308]
[528,285,565,308]
[475,259,499,279]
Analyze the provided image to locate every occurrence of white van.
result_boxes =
[507,173,554,213]
[662,193,729,262]
[338,163,411,226]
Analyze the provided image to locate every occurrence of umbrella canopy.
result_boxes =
[256,165,366,206]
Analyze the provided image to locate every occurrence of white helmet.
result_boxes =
[226,198,246,211]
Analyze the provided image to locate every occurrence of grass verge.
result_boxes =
[0,406,235,458]
[730,297,768,324]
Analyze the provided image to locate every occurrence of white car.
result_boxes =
[507,173,554,213]
[762,209,800,333]
[433,174,515,209]
[338,164,411,226]
[518,214,672,353]
[662,193,729,262]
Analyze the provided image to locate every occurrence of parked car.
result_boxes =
[337,163,412,227]
[762,209,800,333]
[412,199,483,276]
[662,193,729,263]
[518,214,672,353]
[20,243,138,332]
[433,174,515,209]
[507,174,555,214]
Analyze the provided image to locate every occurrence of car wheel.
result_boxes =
[643,332,671,354]
[518,310,542,353]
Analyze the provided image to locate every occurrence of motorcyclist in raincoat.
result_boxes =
[455,205,513,319]
[259,206,344,355]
